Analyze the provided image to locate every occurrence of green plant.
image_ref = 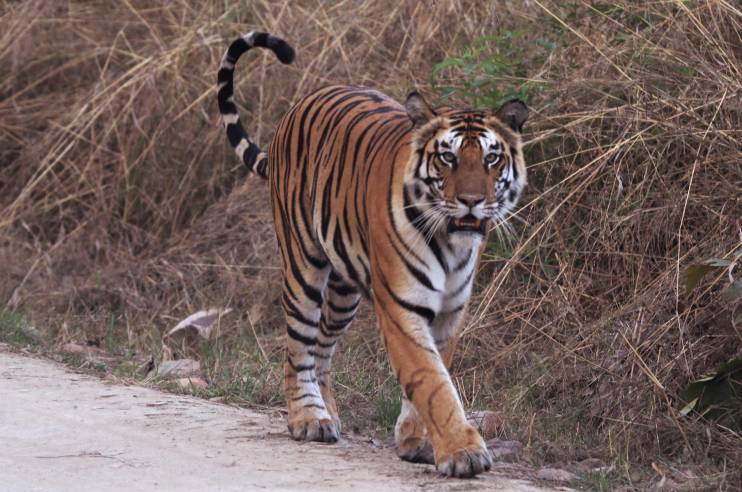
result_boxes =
[374,384,402,433]
[573,468,634,491]
[0,310,41,347]
[683,249,742,302]
[680,249,742,430]
[431,30,555,108]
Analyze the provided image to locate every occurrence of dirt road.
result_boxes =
[0,348,551,491]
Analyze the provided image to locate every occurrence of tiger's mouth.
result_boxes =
[448,215,487,235]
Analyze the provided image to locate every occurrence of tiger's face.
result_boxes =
[404,92,528,238]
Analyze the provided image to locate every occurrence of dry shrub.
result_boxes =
[1,0,740,481]
[447,0,741,477]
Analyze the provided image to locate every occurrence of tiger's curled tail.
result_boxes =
[216,32,294,178]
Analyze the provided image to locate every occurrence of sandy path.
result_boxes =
[0,349,550,491]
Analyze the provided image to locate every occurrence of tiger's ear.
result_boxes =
[404,91,436,127]
[496,99,529,133]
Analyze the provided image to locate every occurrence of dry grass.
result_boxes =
[1,0,740,487]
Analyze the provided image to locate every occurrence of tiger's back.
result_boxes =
[269,85,412,296]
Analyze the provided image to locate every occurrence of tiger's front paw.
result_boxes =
[397,436,435,464]
[395,398,435,464]
[288,416,340,443]
[435,428,492,478]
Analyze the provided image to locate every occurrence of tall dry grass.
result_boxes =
[1,0,740,484]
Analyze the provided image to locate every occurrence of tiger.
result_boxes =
[217,32,528,478]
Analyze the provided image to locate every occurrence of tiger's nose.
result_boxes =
[457,193,485,209]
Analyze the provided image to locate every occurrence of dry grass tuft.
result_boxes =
[1,0,740,485]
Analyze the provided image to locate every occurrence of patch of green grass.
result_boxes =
[197,334,284,406]
[0,309,42,347]
[374,384,402,434]
[59,352,108,374]
[572,469,633,491]
[104,313,124,354]
[479,359,613,462]
[114,359,144,379]
[444,484,491,491]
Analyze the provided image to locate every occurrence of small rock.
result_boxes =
[537,467,577,482]
[574,457,606,472]
[174,377,208,390]
[156,359,201,379]
[60,342,112,369]
[466,410,504,438]
[61,342,89,355]
[486,439,523,463]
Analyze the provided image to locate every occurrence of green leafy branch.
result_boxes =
[431,30,556,108]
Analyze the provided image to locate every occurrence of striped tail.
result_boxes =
[217,32,295,178]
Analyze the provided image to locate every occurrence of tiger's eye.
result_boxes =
[440,151,456,164]
[485,153,500,165]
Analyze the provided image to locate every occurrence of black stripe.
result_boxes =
[291,392,319,401]
[332,223,362,287]
[389,234,438,292]
[325,317,355,331]
[287,358,314,372]
[375,294,436,355]
[327,299,360,313]
[451,269,474,297]
[321,167,334,240]
[308,350,331,359]
[440,304,465,316]
[226,123,245,148]
[287,325,317,346]
[329,282,359,297]
[226,37,250,61]
[282,292,320,328]
[379,272,435,324]
[454,251,473,271]
[286,254,324,306]
[402,191,450,274]
[242,141,260,170]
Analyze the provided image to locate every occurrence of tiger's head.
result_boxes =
[404,91,528,240]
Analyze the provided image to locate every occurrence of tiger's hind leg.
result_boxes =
[281,255,340,442]
[314,271,361,432]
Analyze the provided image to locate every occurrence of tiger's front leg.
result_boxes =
[393,309,471,467]
[375,299,491,478]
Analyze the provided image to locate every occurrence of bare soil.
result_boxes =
[0,347,552,492]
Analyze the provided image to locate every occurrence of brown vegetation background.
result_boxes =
[1,0,740,486]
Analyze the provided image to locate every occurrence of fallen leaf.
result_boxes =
[165,308,232,341]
